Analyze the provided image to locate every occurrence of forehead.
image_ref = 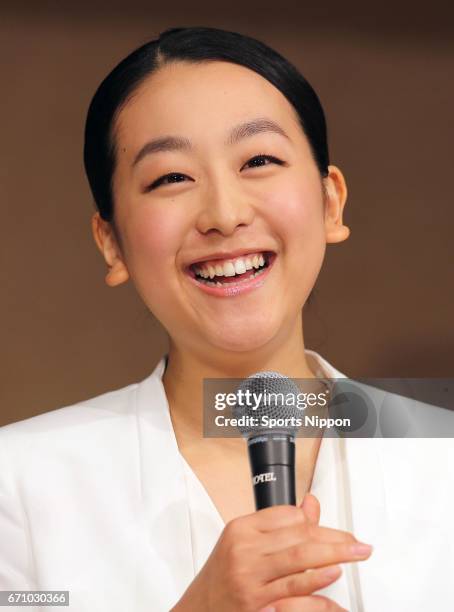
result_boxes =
[114,60,302,152]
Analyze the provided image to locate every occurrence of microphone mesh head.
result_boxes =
[232,371,303,438]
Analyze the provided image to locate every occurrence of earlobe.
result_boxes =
[105,262,130,287]
[323,165,351,244]
[91,212,130,287]
[326,223,351,243]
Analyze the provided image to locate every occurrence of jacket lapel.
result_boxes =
[135,357,195,609]
[342,438,387,610]
[307,351,388,611]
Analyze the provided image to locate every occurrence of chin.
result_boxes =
[206,315,283,353]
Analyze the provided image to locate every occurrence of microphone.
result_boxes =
[233,371,302,510]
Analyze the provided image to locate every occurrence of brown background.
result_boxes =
[1,1,453,426]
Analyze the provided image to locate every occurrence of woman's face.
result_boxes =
[108,60,345,354]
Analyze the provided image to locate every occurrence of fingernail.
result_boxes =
[322,565,341,579]
[259,608,276,612]
[350,543,373,557]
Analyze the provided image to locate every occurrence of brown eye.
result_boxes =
[145,172,191,192]
[243,154,284,169]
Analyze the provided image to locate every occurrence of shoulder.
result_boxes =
[1,379,139,435]
[0,379,142,476]
[0,373,164,594]
[0,356,168,481]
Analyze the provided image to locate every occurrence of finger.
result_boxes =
[301,493,320,524]
[262,540,373,583]
[259,522,357,556]
[260,594,347,612]
[251,504,307,532]
[257,564,341,609]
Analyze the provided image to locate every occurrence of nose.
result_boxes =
[195,178,255,236]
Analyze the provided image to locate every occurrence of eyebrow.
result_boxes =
[131,117,291,168]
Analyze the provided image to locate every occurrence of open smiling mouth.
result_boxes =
[186,251,276,291]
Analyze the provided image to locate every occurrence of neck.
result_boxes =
[162,318,319,447]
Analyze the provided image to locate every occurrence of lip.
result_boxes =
[186,247,276,269]
[185,252,277,298]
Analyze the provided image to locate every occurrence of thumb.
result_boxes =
[300,493,321,524]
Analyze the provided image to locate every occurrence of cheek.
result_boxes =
[123,205,184,281]
[265,179,325,245]
[265,179,327,298]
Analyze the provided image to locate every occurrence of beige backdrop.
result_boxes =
[1,2,453,426]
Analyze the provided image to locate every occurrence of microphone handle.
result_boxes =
[247,435,296,510]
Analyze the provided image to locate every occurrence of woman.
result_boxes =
[1,26,452,612]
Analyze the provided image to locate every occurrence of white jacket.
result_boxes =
[0,351,453,611]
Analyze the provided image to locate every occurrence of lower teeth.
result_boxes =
[197,265,267,287]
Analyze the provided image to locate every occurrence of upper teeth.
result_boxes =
[194,253,266,279]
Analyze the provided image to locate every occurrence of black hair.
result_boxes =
[83,25,330,227]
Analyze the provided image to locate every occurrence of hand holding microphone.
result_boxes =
[173,496,371,611]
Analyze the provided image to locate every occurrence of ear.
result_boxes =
[323,165,351,244]
[91,212,129,287]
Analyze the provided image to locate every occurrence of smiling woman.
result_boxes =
[1,25,453,612]
[85,33,349,360]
